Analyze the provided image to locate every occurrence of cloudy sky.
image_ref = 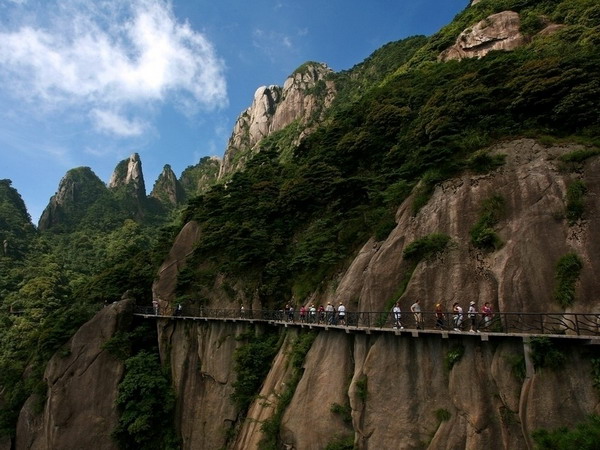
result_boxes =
[0,0,467,224]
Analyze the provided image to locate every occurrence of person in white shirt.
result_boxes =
[392,302,403,329]
[453,302,463,331]
[337,302,346,325]
[468,301,477,332]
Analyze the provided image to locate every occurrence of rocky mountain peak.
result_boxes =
[150,164,185,207]
[219,62,336,178]
[108,153,146,199]
[38,167,106,230]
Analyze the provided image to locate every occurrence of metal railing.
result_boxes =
[134,306,600,337]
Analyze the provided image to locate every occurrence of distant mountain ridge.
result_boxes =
[35,62,338,231]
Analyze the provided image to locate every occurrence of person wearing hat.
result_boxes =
[468,301,478,332]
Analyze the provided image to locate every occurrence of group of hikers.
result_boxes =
[280,302,347,325]
[152,297,494,332]
[394,299,494,332]
[275,299,494,331]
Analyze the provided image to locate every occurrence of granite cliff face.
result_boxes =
[108,153,146,202]
[15,299,133,450]
[219,62,336,178]
[148,139,600,449]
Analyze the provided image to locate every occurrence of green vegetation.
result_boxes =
[470,195,505,251]
[558,148,600,164]
[355,375,368,402]
[565,180,587,224]
[507,353,527,382]
[465,151,506,174]
[553,252,583,308]
[435,408,451,422]
[179,156,221,198]
[530,337,566,370]
[445,344,465,371]
[331,402,353,425]
[231,329,281,413]
[591,358,600,391]
[112,351,179,449]
[532,415,600,450]
[403,233,451,262]
[325,435,355,450]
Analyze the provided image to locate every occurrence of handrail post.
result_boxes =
[540,314,544,334]
[574,314,580,335]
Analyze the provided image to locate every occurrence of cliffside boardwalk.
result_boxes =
[134,305,600,342]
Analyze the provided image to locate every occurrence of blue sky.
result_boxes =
[0,0,467,224]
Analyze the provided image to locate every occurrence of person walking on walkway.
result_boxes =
[152,299,159,315]
[453,302,463,331]
[392,302,403,329]
[468,301,478,332]
[337,302,346,325]
[299,305,307,323]
[318,305,325,324]
[411,299,422,329]
[325,302,335,324]
[481,302,493,329]
[435,303,445,329]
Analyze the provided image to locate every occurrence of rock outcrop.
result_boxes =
[152,221,202,310]
[150,164,185,207]
[107,153,146,200]
[439,11,528,61]
[38,167,107,230]
[15,298,134,450]
[179,156,222,198]
[336,139,600,316]
[219,62,336,178]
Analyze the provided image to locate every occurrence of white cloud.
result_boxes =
[0,0,228,135]
[90,109,147,137]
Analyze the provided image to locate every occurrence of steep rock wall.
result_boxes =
[15,299,133,450]
[152,139,600,448]
[157,322,598,449]
[219,63,335,178]
[334,139,600,316]
[158,320,246,450]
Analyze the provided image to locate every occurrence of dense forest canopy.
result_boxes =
[0,0,599,444]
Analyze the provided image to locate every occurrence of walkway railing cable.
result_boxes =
[134,306,600,337]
